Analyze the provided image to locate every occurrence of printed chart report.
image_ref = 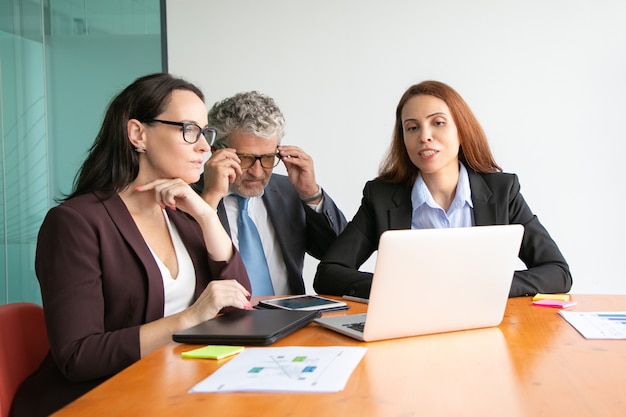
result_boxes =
[189,346,367,393]
[559,311,626,339]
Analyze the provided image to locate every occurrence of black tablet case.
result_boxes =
[172,309,321,346]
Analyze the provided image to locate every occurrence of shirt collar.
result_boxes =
[411,162,473,211]
[227,190,265,200]
[453,162,473,209]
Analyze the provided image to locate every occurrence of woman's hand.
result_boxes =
[140,279,251,357]
[135,177,233,260]
[135,178,213,221]
[185,279,252,324]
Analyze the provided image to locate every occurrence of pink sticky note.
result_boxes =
[532,299,577,308]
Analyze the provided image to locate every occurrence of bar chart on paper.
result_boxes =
[559,311,626,339]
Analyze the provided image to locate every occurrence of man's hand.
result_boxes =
[201,148,243,207]
[278,145,321,203]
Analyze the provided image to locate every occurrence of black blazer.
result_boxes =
[313,171,572,298]
[202,174,347,294]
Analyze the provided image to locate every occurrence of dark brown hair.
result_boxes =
[64,73,204,201]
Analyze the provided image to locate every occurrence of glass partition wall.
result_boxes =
[0,0,163,304]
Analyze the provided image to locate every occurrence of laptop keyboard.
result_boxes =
[343,322,365,333]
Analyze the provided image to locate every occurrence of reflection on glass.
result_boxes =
[0,0,162,304]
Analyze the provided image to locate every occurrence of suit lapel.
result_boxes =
[389,184,412,230]
[96,191,164,322]
[261,177,281,227]
[217,200,231,235]
[260,178,293,266]
[468,171,496,226]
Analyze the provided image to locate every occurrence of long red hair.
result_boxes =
[379,80,501,186]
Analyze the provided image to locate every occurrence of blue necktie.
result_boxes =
[235,196,274,296]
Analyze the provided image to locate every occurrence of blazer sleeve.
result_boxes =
[35,204,141,382]
[501,175,573,296]
[303,188,348,260]
[314,180,395,298]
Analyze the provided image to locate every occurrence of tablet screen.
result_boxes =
[259,295,348,311]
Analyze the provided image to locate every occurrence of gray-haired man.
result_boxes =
[195,91,347,296]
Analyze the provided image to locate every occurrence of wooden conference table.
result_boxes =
[53,295,626,417]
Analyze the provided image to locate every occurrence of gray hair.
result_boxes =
[208,91,286,147]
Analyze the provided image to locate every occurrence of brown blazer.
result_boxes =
[11,191,250,417]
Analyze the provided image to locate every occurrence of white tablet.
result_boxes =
[257,295,348,312]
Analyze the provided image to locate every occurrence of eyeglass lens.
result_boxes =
[238,154,279,169]
[183,124,216,145]
[147,119,216,145]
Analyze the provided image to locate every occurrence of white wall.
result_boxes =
[167,0,626,295]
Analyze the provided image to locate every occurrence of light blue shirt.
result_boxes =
[411,163,474,229]
[223,192,324,295]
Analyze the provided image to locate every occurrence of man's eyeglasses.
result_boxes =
[144,119,217,145]
[237,152,281,169]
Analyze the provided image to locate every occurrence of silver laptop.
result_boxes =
[314,224,524,341]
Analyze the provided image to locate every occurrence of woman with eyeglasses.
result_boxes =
[313,80,572,299]
[11,73,252,417]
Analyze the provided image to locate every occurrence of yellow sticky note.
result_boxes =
[532,293,571,302]
[181,345,244,360]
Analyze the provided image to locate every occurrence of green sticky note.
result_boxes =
[181,345,244,360]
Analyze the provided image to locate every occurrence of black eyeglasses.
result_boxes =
[145,119,217,145]
[237,151,281,169]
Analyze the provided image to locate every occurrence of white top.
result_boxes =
[148,210,196,317]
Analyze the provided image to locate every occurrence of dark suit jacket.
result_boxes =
[214,174,347,294]
[313,171,572,298]
[11,191,250,417]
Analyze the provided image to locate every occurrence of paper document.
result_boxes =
[559,311,626,339]
[189,346,367,393]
